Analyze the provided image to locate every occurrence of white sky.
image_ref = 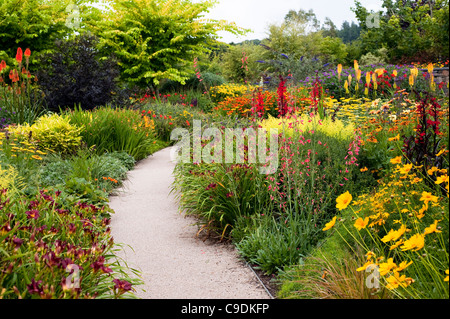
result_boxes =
[198,0,384,43]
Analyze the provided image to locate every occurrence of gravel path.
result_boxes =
[109,147,270,299]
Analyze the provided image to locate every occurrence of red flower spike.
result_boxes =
[24,48,31,57]
[16,47,23,64]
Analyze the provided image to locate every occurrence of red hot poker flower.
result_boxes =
[24,48,31,65]
[16,47,23,64]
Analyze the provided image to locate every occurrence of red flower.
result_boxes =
[16,47,23,64]
[113,279,132,294]
[25,209,40,219]
[27,278,44,296]
[24,48,31,57]
[12,236,23,249]
[9,69,19,82]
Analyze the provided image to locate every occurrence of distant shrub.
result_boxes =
[359,48,388,66]
[160,72,226,92]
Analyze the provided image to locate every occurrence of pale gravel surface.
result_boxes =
[109,147,270,299]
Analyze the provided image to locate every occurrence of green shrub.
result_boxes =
[39,150,134,200]
[31,113,83,155]
[36,34,123,111]
[103,151,135,170]
[7,113,83,155]
[235,212,314,274]
[66,106,157,160]
[359,49,388,66]
[172,162,270,237]
[160,72,226,92]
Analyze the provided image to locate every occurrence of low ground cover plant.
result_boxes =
[0,188,141,299]
[0,128,144,298]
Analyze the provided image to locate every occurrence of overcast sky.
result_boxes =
[197,0,383,43]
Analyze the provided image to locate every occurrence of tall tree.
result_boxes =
[92,0,248,89]
[337,21,361,43]
[321,17,338,38]
[265,9,347,63]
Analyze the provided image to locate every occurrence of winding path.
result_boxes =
[109,147,270,299]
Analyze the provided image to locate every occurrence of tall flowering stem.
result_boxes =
[277,76,288,117]
[0,47,44,124]
[251,87,265,119]
[311,75,325,119]
[193,57,211,101]
[403,91,444,185]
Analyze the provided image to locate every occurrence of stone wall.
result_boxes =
[422,67,449,95]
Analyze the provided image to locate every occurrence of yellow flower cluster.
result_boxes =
[0,132,47,161]
[357,254,415,290]
[209,83,256,103]
[324,96,417,126]
[260,113,355,142]
[323,151,449,295]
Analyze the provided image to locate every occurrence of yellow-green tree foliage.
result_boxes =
[93,0,248,88]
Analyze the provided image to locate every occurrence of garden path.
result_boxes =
[109,147,270,299]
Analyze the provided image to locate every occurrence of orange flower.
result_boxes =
[424,220,442,235]
[336,191,352,211]
[322,216,337,231]
[420,191,438,204]
[398,163,413,175]
[390,156,402,164]
[354,217,369,231]
[388,134,400,142]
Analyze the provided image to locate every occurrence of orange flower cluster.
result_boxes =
[214,90,278,117]
[102,176,119,184]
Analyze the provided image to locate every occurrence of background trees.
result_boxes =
[352,0,449,63]
[1,0,448,98]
